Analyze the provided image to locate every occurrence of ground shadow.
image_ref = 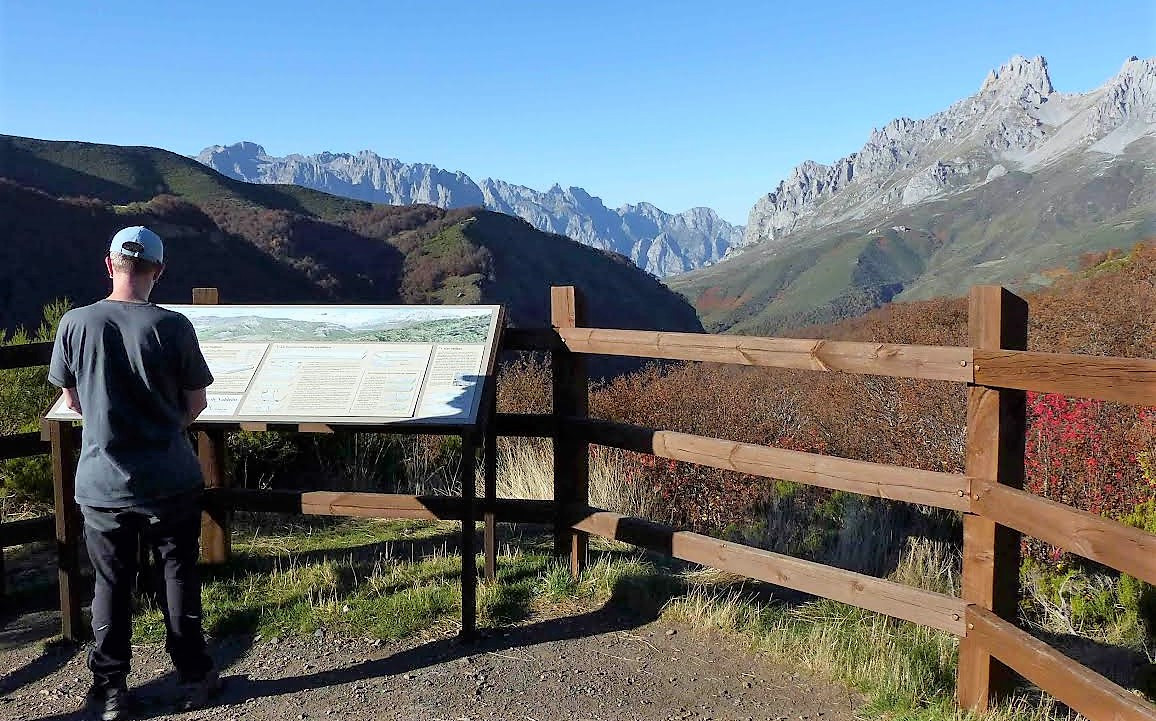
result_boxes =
[21,569,663,721]
[1028,626,1153,691]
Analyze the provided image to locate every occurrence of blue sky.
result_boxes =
[1,1,1152,223]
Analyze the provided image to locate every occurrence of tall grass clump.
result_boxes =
[485,438,660,519]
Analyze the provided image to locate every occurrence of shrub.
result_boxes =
[1,299,70,510]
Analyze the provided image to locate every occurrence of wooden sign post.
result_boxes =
[48,419,83,641]
[192,288,231,564]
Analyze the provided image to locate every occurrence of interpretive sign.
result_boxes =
[46,304,504,426]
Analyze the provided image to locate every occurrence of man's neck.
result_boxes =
[107,277,153,303]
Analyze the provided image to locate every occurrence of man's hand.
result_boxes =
[185,388,208,427]
[63,387,83,416]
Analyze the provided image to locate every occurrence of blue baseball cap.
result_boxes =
[109,226,164,264]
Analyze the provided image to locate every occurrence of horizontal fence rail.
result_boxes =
[972,480,1156,586]
[966,607,1156,721]
[0,342,52,370]
[209,488,554,524]
[558,328,975,383]
[570,507,967,635]
[500,327,564,352]
[973,349,1156,405]
[573,418,973,511]
[494,413,556,438]
[0,515,55,547]
[0,432,51,460]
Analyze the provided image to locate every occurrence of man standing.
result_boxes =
[49,226,220,720]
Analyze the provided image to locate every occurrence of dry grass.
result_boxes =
[662,539,1071,721]
[481,438,660,519]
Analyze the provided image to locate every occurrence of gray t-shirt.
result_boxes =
[48,300,214,507]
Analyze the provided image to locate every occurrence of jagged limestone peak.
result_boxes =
[979,54,1054,96]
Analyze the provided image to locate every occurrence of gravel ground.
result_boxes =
[1,607,864,721]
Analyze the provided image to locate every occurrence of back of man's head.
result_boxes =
[109,226,165,276]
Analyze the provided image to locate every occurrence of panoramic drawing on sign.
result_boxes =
[46,305,502,425]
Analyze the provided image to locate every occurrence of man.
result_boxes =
[49,226,221,721]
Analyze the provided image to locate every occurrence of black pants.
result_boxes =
[81,494,213,690]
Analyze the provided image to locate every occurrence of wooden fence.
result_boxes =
[5,286,1156,720]
[0,341,54,597]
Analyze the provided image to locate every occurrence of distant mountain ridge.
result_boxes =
[0,135,704,342]
[197,142,743,277]
[672,55,1156,335]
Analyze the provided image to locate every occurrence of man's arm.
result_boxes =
[62,387,83,416]
[175,314,213,427]
[185,387,208,427]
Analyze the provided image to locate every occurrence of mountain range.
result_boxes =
[197,143,743,278]
[670,55,1156,334]
[0,135,703,342]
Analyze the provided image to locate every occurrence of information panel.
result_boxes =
[46,304,504,426]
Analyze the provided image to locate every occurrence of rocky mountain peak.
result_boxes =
[979,54,1054,98]
[196,140,267,160]
[740,54,1153,250]
[195,141,270,180]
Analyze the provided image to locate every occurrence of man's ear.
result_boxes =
[105,255,114,279]
[154,262,165,282]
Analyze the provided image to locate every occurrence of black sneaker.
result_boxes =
[179,668,222,711]
[86,685,132,721]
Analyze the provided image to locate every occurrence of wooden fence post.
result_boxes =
[958,285,1028,710]
[192,287,231,564]
[460,431,478,641]
[483,389,498,583]
[551,286,589,577]
[197,430,230,563]
[49,420,83,641]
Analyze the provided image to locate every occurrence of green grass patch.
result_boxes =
[131,518,666,644]
[124,517,1112,721]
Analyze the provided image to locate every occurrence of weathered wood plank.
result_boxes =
[0,342,53,370]
[209,488,555,524]
[558,328,973,382]
[0,515,55,547]
[297,423,334,434]
[573,418,971,511]
[973,349,1156,405]
[459,433,478,641]
[501,327,563,352]
[484,409,498,583]
[0,432,50,460]
[191,287,219,305]
[197,430,231,564]
[959,285,1028,710]
[967,606,1156,721]
[49,421,83,641]
[571,508,966,635]
[552,287,589,577]
[193,288,231,565]
[494,413,556,438]
[973,480,1156,586]
[303,492,462,519]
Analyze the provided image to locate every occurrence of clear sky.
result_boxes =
[1,1,1152,223]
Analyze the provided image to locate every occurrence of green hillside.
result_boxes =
[0,135,702,336]
[672,144,1156,334]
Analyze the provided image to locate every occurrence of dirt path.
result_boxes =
[2,608,864,721]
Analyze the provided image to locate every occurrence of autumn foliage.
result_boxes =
[501,241,1156,564]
